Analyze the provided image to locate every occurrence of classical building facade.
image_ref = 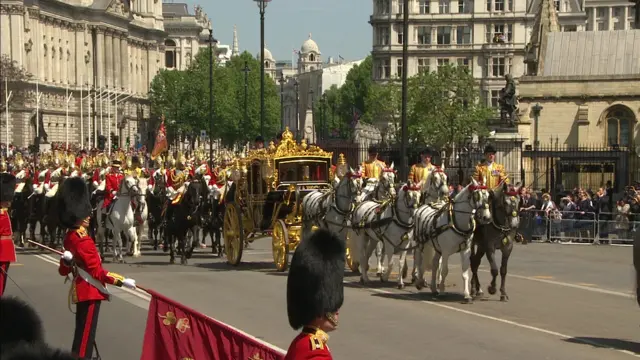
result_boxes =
[369,0,636,110]
[162,3,210,70]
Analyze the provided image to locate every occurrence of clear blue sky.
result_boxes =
[181,0,372,62]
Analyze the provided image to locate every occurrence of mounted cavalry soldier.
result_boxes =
[361,146,386,180]
[0,173,17,296]
[0,157,8,174]
[166,152,190,205]
[472,144,508,188]
[126,155,148,179]
[46,153,67,199]
[91,153,110,191]
[101,158,124,227]
[56,177,137,360]
[147,155,166,193]
[33,153,52,195]
[12,153,30,194]
[285,229,345,360]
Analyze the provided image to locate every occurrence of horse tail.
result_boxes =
[422,244,436,271]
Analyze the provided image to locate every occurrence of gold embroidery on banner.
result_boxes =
[248,354,263,360]
[159,311,177,326]
[175,317,190,333]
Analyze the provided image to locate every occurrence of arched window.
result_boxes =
[265,61,270,68]
[309,54,315,62]
[605,106,635,147]
[164,39,177,69]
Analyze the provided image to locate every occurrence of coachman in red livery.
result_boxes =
[57,177,138,360]
[285,229,345,360]
[0,173,17,296]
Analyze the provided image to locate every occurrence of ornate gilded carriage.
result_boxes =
[222,127,333,271]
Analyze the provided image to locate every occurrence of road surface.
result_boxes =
[5,239,640,360]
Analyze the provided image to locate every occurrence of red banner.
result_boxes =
[151,120,168,160]
[141,289,285,360]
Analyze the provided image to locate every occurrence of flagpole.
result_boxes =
[4,77,12,147]
[80,75,84,149]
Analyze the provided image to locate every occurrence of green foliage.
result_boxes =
[147,50,281,147]
[0,54,32,112]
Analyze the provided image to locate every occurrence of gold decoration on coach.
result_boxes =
[272,127,332,159]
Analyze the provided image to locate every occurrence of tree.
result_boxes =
[0,55,32,112]
[365,82,402,136]
[148,68,188,144]
[408,64,492,147]
[338,56,373,123]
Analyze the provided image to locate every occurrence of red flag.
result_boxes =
[151,119,168,160]
[141,289,285,360]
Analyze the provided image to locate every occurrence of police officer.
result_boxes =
[472,144,508,188]
[0,173,16,296]
[285,229,345,359]
[57,177,137,360]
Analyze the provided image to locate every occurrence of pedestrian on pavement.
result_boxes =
[0,172,17,297]
[56,177,138,360]
[285,229,345,360]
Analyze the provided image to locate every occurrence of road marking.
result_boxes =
[531,276,555,279]
[12,263,24,266]
[345,280,640,358]
[30,253,287,355]
[577,283,598,287]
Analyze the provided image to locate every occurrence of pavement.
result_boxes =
[5,237,640,360]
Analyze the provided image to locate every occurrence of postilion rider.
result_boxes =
[101,159,124,227]
[0,173,17,296]
[361,146,387,181]
[408,146,438,186]
[285,229,346,360]
[57,177,137,360]
[472,144,509,188]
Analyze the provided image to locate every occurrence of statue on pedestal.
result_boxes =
[498,74,519,127]
[30,111,48,143]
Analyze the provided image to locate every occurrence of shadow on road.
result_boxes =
[368,290,470,304]
[194,261,276,272]
[564,337,640,355]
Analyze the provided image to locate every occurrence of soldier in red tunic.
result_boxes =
[0,173,16,296]
[57,177,137,360]
[101,159,124,226]
[285,229,345,360]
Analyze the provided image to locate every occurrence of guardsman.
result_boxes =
[166,152,189,204]
[33,153,52,195]
[57,177,137,360]
[126,155,147,179]
[285,229,345,360]
[0,173,16,296]
[147,155,165,193]
[408,147,437,185]
[101,159,124,225]
[472,144,508,188]
[360,146,386,180]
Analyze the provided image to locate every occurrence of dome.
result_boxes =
[259,48,275,62]
[300,33,320,54]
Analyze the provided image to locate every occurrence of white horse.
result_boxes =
[421,168,449,205]
[351,183,421,289]
[106,176,143,262]
[132,177,148,256]
[301,167,364,241]
[413,179,492,303]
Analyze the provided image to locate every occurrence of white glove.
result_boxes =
[61,251,73,263]
[122,278,136,290]
[111,190,117,196]
[44,183,50,190]
[32,184,37,190]
[147,184,153,191]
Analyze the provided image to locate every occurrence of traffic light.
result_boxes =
[98,135,106,150]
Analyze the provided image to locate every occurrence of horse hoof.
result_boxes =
[169,258,175,264]
[488,286,497,295]
[397,283,405,290]
[500,295,509,302]
[359,278,365,285]
[416,283,424,291]
[153,246,158,251]
[462,298,473,305]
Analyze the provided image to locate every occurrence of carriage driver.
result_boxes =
[361,146,386,180]
[472,144,508,188]
[408,146,437,185]
[101,159,124,227]
[284,229,345,360]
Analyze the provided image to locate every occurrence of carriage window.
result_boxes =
[278,162,328,182]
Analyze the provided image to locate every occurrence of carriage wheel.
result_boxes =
[345,232,360,274]
[223,203,244,266]
[272,220,289,272]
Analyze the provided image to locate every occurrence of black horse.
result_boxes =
[146,174,166,251]
[10,177,33,247]
[202,187,224,256]
[42,178,66,248]
[27,187,46,246]
[165,182,201,265]
[470,182,521,302]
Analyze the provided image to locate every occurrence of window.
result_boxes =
[597,21,606,31]
[398,0,404,14]
[494,0,504,11]
[492,57,505,77]
[437,26,452,44]
[457,58,471,73]
[397,26,404,44]
[164,39,176,69]
[456,26,472,44]
[417,26,431,44]
[490,90,501,108]
[597,7,606,18]
[376,59,391,79]
[439,0,450,14]
[613,7,622,17]
[486,0,491,11]
[419,0,430,13]
[563,25,577,31]
[458,0,470,13]
[486,24,513,42]
[606,107,633,146]
[396,59,403,78]
[377,0,390,14]
[437,58,450,71]
[309,54,315,61]
[418,58,430,73]
[614,20,625,30]
[554,0,560,11]
[378,27,390,45]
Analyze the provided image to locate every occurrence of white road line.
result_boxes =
[29,253,287,354]
[345,280,640,358]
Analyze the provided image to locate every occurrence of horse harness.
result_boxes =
[416,198,478,255]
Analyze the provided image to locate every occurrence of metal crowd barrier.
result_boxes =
[517,210,637,245]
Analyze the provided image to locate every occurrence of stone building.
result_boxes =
[0,0,218,149]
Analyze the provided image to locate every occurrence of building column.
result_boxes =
[624,6,629,29]
[608,7,614,30]
[10,12,21,62]
[37,18,44,81]
[62,22,68,85]
[75,24,83,85]
[179,37,184,70]
[146,46,152,94]
[590,8,596,30]
[0,14,10,58]
[105,30,113,88]
[96,27,105,87]
[113,34,121,88]
[46,21,53,82]
[120,37,128,90]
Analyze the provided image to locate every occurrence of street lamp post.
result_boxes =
[399,0,409,180]
[242,61,251,141]
[278,72,286,131]
[254,0,271,138]
[532,103,543,190]
[208,28,218,168]
[294,79,299,142]
[320,94,326,142]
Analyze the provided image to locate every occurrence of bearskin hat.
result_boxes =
[0,173,16,203]
[57,177,92,229]
[0,296,44,349]
[1,342,77,360]
[484,144,497,154]
[287,229,346,330]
